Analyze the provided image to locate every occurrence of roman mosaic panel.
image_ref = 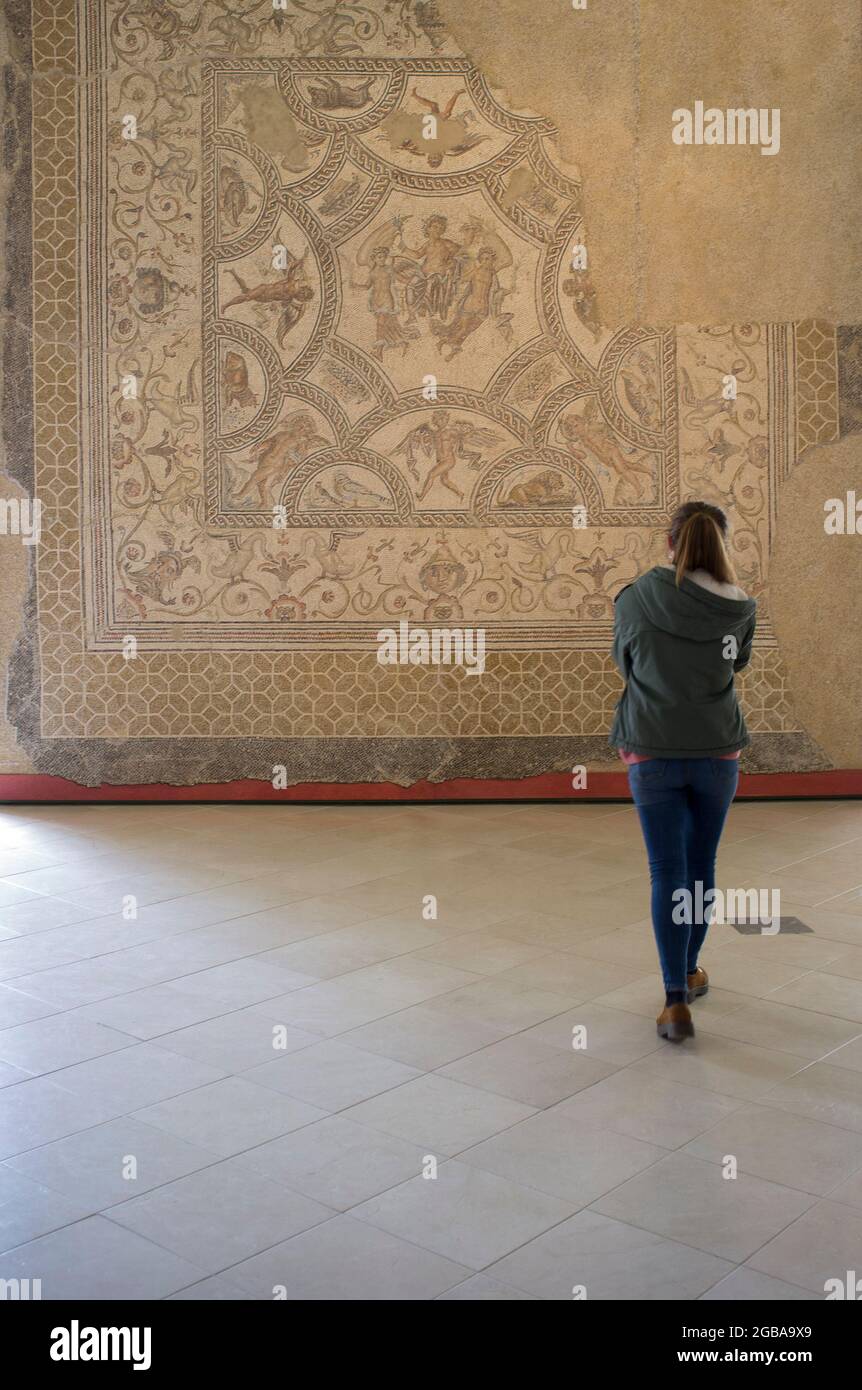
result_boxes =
[3,0,849,783]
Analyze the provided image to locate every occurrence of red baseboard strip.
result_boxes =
[0,770,860,803]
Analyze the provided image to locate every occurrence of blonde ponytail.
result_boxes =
[669,502,736,587]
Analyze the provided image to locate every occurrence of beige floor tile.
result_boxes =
[254,894,377,930]
[187,909,358,959]
[50,868,253,916]
[524,1002,666,1066]
[107,1157,332,1276]
[435,846,567,881]
[819,942,862,981]
[826,1167,862,1211]
[685,1102,862,1194]
[256,918,443,979]
[699,1268,818,1300]
[496,951,646,1001]
[244,1039,421,1111]
[168,1276,255,1300]
[341,1003,509,1070]
[489,1209,732,1301]
[276,856,415,901]
[555,1068,741,1148]
[697,998,862,1060]
[510,877,648,925]
[0,1013,133,1078]
[0,1076,123,1159]
[735,827,862,861]
[232,1115,429,1211]
[827,1035,862,1074]
[746,1200,862,1293]
[757,858,862,895]
[711,931,845,971]
[767,971,862,1023]
[345,1073,535,1156]
[413,931,552,976]
[166,958,316,1009]
[78,984,248,1041]
[501,806,630,837]
[689,952,810,999]
[764,873,862,908]
[228,1212,472,1299]
[437,1033,616,1108]
[3,853,149,897]
[629,1032,805,1101]
[493,911,614,952]
[437,1275,538,1300]
[593,974,749,1020]
[156,1007,318,1074]
[0,896,104,937]
[131,1077,326,1157]
[0,985,59,1028]
[500,831,624,860]
[772,901,862,946]
[460,1108,666,1206]
[573,921,663,971]
[760,1061,862,1133]
[351,1161,575,1271]
[0,880,47,909]
[0,933,84,984]
[353,900,518,938]
[593,1150,815,1262]
[5,1116,219,1209]
[252,977,415,1038]
[333,956,481,1006]
[723,805,828,833]
[424,977,577,1034]
[714,850,795,880]
[0,849,82,877]
[818,886,862,917]
[0,1216,205,1299]
[550,855,651,895]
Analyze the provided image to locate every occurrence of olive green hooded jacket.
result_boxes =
[609,566,757,758]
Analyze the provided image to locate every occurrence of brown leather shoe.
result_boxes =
[687,966,709,1003]
[656,1002,694,1041]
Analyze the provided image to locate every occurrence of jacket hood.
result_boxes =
[622,566,757,643]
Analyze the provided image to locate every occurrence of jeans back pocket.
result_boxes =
[631,758,667,783]
[710,757,739,778]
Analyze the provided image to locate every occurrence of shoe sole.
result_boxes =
[657,1020,695,1042]
[686,984,709,1003]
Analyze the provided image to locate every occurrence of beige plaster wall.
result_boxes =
[769,434,862,771]
[438,0,862,328]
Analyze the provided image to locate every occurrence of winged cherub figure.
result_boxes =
[393,412,500,502]
[223,248,314,348]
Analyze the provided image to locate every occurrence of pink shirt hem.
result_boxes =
[619,749,740,765]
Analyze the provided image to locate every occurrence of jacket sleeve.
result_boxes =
[611,590,633,677]
[733,613,757,672]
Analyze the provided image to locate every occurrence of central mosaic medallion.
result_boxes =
[195,56,677,632]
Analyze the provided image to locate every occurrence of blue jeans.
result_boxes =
[627,758,739,991]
